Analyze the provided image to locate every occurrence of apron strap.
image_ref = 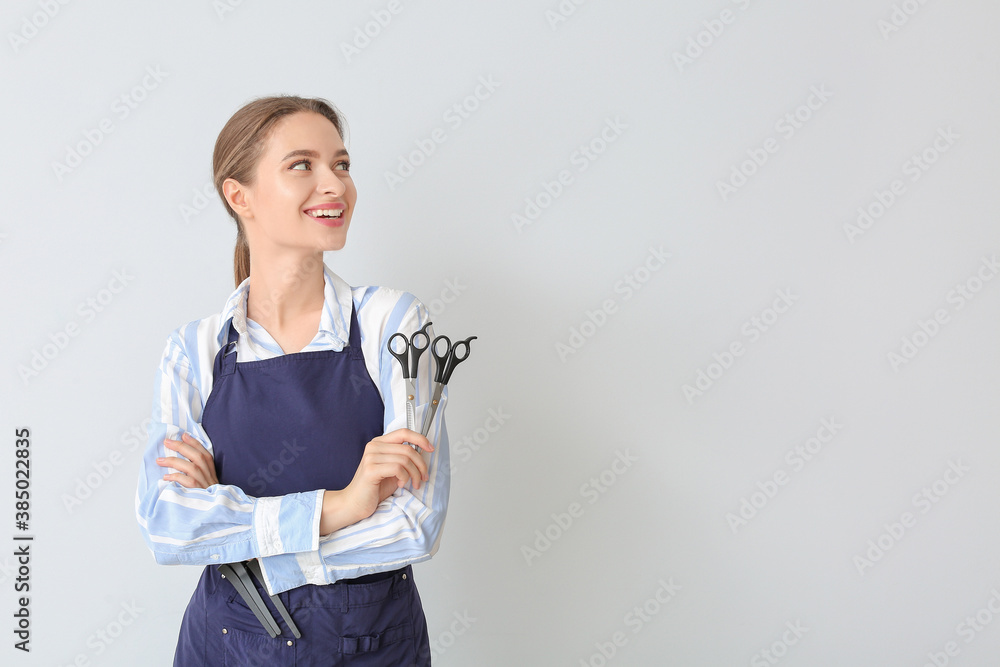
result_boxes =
[346,301,363,360]
[216,318,239,378]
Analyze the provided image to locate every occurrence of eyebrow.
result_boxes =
[280,148,350,162]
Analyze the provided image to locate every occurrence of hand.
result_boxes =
[378,475,406,502]
[156,432,219,490]
[320,429,433,534]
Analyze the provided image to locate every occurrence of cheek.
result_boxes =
[266,182,307,211]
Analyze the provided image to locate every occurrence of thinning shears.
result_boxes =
[419,334,477,436]
[387,321,434,438]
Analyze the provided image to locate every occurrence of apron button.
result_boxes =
[222,628,228,634]
[287,640,293,647]
[402,573,407,580]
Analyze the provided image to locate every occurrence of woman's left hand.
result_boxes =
[156,432,219,489]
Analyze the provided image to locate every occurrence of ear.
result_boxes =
[223,177,252,219]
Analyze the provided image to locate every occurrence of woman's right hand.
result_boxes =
[319,429,433,535]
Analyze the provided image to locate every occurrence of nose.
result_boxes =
[318,166,346,196]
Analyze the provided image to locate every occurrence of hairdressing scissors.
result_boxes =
[387,321,434,439]
[419,334,477,436]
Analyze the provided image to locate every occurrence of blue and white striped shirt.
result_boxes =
[134,262,450,596]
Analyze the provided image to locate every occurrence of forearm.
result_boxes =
[258,416,450,594]
[319,488,367,535]
[137,420,324,564]
[135,476,324,565]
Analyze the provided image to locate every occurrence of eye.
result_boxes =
[289,159,350,172]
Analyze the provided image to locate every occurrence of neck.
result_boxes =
[245,250,326,328]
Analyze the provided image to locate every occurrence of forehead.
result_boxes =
[264,111,345,156]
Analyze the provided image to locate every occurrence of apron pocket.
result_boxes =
[338,621,414,663]
[223,626,297,666]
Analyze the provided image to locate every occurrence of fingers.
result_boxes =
[382,428,434,453]
[361,441,429,488]
[158,458,213,488]
[162,472,200,489]
[371,450,427,489]
[157,432,218,489]
[163,432,212,462]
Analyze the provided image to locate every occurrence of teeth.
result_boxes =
[308,209,343,218]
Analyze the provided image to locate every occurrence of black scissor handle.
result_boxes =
[407,321,433,376]
[388,321,434,378]
[432,334,477,385]
[431,335,451,383]
[387,332,411,375]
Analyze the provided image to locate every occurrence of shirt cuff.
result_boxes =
[252,490,324,557]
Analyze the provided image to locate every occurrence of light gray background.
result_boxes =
[2,1,998,665]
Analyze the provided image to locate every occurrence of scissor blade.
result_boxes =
[405,400,416,432]
[420,382,445,437]
[403,380,417,430]
[403,379,419,450]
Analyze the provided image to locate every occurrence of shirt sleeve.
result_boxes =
[134,324,325,567]
[256,293,452,595]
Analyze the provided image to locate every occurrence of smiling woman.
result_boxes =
[134,96,449,666]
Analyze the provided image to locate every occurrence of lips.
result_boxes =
[303,203,346,226]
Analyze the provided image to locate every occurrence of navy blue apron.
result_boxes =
[173,304,431,666]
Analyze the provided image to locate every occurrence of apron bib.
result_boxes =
[173,304,431,666]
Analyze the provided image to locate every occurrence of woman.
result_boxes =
[135,95,449,665]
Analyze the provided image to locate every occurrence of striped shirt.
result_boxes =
[134,262,450,596]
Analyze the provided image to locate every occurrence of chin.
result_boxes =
[322,234,348,252]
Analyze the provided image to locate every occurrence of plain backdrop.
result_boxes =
[1,1,998,665]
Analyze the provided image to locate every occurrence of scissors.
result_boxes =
[387,321,434,440]
[419,334,477,436]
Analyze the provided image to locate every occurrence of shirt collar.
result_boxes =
[216,261,355,348]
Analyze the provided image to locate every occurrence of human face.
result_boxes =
[237,111,357,255]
